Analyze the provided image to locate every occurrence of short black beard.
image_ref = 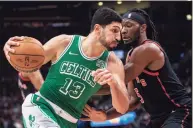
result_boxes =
[128,39,139,48]
[124,30,140,48]
[99,31,111,50]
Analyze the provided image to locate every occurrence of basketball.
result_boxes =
[8,37,45,72]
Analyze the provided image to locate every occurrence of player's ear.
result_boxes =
[93,24,103,39]
[94,24,102,33]
[140,24,147,33]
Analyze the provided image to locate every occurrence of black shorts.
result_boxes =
[148,108,192,128]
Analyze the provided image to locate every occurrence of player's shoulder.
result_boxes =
[56,34,86,43]
[54,34,73,43]
[108,51,118,62]
[134,41,162,54]
[51,34,83,47]
[107,51,123,66]
[131,41,164,62]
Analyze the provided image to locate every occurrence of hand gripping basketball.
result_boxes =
[3,36,45,72]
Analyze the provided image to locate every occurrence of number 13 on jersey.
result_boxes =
[59,78,85,99]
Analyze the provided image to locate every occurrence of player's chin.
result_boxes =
[110,43,118,48]
[123,38,132,44]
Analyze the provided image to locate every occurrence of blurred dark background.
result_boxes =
[0,1,192,128]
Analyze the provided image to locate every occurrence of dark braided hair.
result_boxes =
[129,8,158,40]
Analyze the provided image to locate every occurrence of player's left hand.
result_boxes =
[80,104,107,122]
[92,68,117,86]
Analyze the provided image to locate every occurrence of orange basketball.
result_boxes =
[8,37,45,72]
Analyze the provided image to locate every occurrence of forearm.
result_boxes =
[124,62,145,83]
[124,63,137,82]
[106,98,140,120]
[106,107,123,120]
[110,83,129,114]
[127,96,141,111]
[29,71,44,90]
[21,70,44,90]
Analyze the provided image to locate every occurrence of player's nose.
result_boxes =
[115,33,121,41]
[121,27,127,35]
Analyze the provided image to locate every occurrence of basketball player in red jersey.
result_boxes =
[81,8,192,128]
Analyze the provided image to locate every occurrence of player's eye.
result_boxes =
[112,29,119,33]
[125,24,132,28]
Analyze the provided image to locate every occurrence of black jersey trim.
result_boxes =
[157,76,181,107]
[181,106,190,128]
[143,70,159,76]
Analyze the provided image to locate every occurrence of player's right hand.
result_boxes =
[92,68,118,86]
[3,36,24,60]
[80,104,107,122]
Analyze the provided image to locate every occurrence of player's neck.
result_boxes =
[138,35,147,46]
[81,33,106,58]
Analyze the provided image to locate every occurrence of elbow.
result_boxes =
[114,97,130,114]
[113,103,129,114]
[122,103,129,114]
[120,97,130,114]
[116,107,128,114]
